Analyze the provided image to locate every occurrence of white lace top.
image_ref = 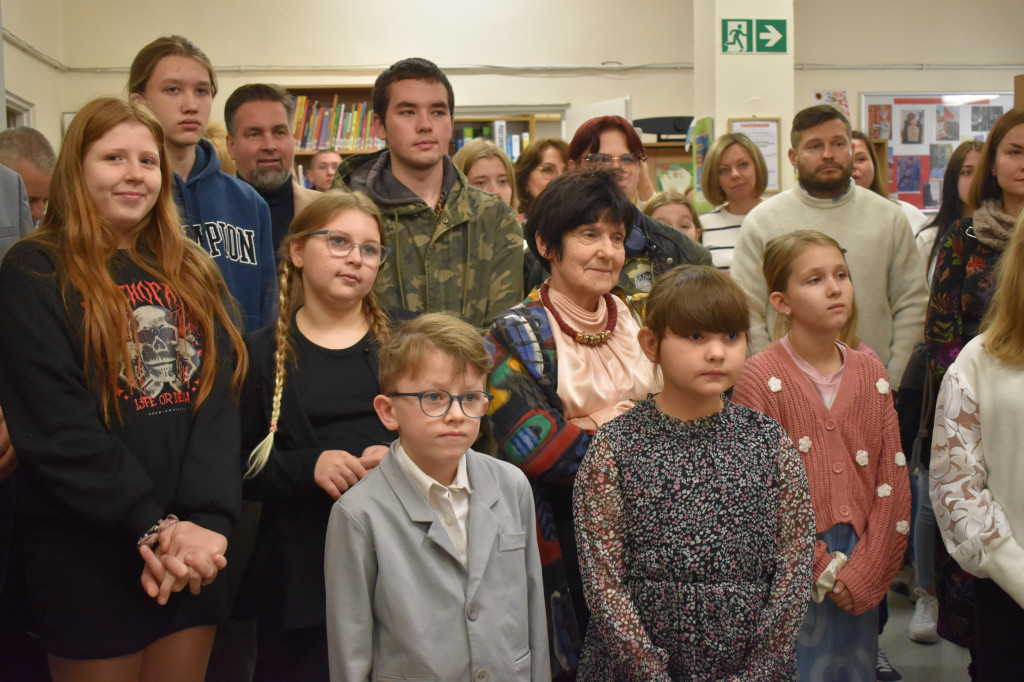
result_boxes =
[931,333,1024,607]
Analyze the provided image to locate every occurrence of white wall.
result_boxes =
[2,0,1022,150]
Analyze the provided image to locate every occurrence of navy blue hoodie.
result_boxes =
[173,139,277,332]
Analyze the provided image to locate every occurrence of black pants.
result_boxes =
[974,577,1024,681]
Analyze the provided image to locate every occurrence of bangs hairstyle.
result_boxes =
[514,138,569,215]
[643,189,704,236]
[567,115,645,164]
[451,138,518,209]
[967,107,1024,209]
[372,57,454,119]
[851,130,885,196]
[981,208,1024,365]
[128,35,218,97]
[247,189,390,478]
[524,168,634,272]
[644,265,749,345]
[762,230,860,346]
[378,313,491,395]
[701,133,768,206]
[31,96,245,424]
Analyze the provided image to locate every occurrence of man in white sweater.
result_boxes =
[731,105,927,386]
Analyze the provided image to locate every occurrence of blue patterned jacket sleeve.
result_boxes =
[486,292,591,484]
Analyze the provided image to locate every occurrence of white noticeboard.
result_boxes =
[728,118,782,194]
[562,96,633,144]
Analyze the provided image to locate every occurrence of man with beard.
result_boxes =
[331,58,522,328]
[225,83,319,253]
[731,105,927,387]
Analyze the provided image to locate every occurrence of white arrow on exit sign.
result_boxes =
[759,24,782,47]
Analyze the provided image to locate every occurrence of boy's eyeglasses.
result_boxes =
[583,152,644,170]
[307,230,391,264]
[388,390,493,419]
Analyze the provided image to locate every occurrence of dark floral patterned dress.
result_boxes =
[924,216,1005,653]
[573,397,815,681]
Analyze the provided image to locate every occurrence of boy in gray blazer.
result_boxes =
[325,313,550,681]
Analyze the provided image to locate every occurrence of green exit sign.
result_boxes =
[722,19,787,54]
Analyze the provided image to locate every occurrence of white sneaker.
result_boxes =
[908,588,939,643]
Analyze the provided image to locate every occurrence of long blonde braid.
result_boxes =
[245,190,388,478]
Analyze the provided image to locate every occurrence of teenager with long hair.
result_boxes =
[0,97,246,681]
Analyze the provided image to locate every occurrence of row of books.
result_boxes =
[291,95,383,153]
[451,121,530,161]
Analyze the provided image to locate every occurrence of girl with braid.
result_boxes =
[236,190,406,681]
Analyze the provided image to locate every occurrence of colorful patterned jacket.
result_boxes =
[333,149,523,329]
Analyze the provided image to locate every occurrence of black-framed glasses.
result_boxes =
[388,389,493,419]
[308,230,391,264]
[584,152,644,170]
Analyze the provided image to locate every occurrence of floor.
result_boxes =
[879,590,972,681]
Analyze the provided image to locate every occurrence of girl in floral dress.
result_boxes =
[573,265,815,681]
[733,230,912,681]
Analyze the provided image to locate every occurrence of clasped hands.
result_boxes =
[138,520,227,605]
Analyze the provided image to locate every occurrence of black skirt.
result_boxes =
[20,517,227,659]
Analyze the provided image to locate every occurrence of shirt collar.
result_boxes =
[393,440,470,501]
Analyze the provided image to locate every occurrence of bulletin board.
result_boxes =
[728,117,782,194]
[860,92,1013,210]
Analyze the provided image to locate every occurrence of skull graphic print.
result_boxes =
[128,304,200,397]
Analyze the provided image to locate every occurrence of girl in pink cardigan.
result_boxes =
[733,230,911,681]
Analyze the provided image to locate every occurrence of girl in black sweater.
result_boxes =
[0,97,247,681]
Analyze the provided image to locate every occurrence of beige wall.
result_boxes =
[3,0,1022,151]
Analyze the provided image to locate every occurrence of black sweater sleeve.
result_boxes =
[176,320,242,539]
[0,244,164,538]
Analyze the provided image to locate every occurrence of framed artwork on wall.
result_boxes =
[860,92,1013,209]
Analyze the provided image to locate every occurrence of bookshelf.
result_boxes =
[288,85,381,160]
[450,113,561,161]
[644,141,693,191]
[287,85,562,165]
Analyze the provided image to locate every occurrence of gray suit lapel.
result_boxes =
[380,442,464,567]
[465,453,500,598]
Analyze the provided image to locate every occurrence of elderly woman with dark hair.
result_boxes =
[525,116,711,314]
[487,169,660,678]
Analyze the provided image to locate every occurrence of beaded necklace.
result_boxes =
[539,282,617,346]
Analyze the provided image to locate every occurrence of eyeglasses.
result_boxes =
[584,152,644,170]
[533,164,562,180]
[388,389,493,419]
[308,230,391,264]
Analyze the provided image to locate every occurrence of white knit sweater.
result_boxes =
[731,181,928,386]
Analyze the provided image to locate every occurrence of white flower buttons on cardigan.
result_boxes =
[895,451,906,467]
[768,376,782,392]
[877,483,892,498]
[798,436,812,453]
[856,450,869,466]
[876,378,890,394]
[896,520,910,535]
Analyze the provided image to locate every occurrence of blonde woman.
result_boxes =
[452,138,517,209]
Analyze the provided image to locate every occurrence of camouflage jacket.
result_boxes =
[333,149,523,329]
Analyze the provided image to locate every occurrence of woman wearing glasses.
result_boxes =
[564,116,711,317]
[514,137,569,221]
[488,170,661,679]
[236,190,409,681]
